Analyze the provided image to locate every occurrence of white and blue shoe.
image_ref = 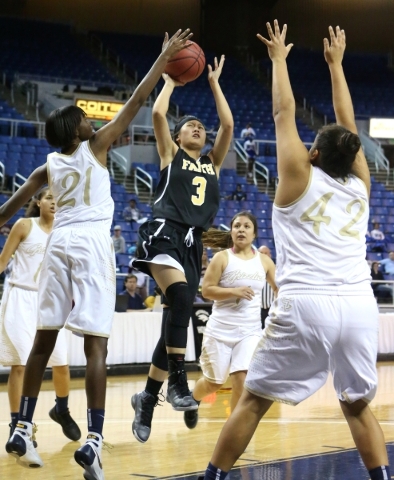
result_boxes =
[74,432,105,480]
[5,421,43,468]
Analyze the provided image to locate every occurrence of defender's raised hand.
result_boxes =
[324,26,346,65]
[208,55,225,83]
[257,20,293,61]
[161,29,193,60]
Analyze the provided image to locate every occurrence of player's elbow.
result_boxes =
[273,101,295,120]
[201,284,211,299]
[152,108,166,120]
[221,119,234,132]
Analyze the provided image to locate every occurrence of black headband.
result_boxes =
[173,116,205,137]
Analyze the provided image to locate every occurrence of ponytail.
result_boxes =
[202,228,232,249]
[202,211,258,249]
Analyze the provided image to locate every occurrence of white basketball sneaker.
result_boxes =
[74,432,105,480]
[5,421,43,468]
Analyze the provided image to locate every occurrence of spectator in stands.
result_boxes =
[123,199,147,226]
[380,251,394,275]
[244,136,257,181]
[240,122,256,140]
[258,245,275,328]
[370,222,385,253]
[112,225,126,254]
[366,229,373,248]
[128,259,148,300]
[121,274,149,311]
[371,262,392,303]
[229,184,247,202]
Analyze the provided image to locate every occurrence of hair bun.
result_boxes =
[337,132,361,155]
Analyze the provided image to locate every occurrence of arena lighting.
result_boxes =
[369,118,394,139]
[75,98,124,120]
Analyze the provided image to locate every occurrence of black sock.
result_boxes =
[87,408,105,436]
[168,354,185,385]
[18,396,38,424]
[204,462,228,480]
[168,354,185,372]
[369,466,391,480]
[10,412,18,429]
[55,395,69,414]
[145,377,163,397]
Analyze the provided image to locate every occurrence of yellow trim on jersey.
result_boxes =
[356,177,369,197]
[34,217,50,235]
[274,165,313,208]
[87,140,107,170]
[55,142,83,157]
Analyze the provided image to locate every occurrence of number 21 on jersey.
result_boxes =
[57,167,93,208]
[300,192,366,240]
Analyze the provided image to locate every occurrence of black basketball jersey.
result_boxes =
[152,148,220,231]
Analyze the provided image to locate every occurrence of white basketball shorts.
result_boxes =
[200,323,262,384]
[37,225,116,338]
[0,284,68,366]
[245,293,379,405]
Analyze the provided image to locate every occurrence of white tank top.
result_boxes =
[9,218,48,291]
[47,141,114,230]
[208,249,266,329]
[273,166,372,295]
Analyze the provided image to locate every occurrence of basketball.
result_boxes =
[165,41,205,84]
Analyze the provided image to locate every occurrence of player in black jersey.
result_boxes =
[131,55,233,443]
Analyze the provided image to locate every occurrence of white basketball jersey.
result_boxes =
[47,141,114,229]
[273,166,371,294]
[9,218,48,291]
[209,249,266,328]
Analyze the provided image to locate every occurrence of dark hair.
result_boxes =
[202,211,258,249]
[45,106,86,148]
[172,115,205,145]
[314,124,361,178]
[371,262,379,269]
[25,187,50,218]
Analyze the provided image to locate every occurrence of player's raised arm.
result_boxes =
[257,21,310,205]
[324,26,370,193]
[91,29,193,161]
[207,55,234,172]
[0,164,47,227]
[152,73,185,169]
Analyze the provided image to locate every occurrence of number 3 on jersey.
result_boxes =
[300,193,366,240]
[57,167,93,208]
[191,176,207,206]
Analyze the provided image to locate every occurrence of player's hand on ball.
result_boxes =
[161,29,193,60]
[162,73,185,87]
[208,55,225,83]
[323,26,346,65]
[257,19,293,61]
[234,286,255,301]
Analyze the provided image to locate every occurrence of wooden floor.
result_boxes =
[0,363,393,479]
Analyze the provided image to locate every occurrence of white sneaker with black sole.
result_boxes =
[74,432,105,480]
[5,421,43,468]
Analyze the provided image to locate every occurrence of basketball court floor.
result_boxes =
[0,365,393,479]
